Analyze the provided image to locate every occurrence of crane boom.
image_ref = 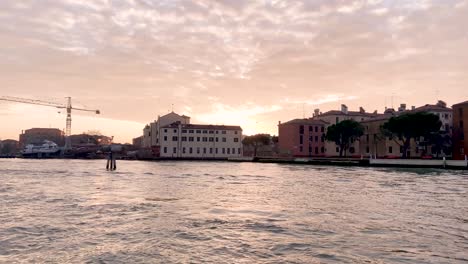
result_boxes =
[0,96,100,149]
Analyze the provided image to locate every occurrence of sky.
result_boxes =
[1,0,468,143]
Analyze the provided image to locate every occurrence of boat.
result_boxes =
[21,140,61,158]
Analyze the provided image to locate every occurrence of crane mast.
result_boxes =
[0,96,100,149]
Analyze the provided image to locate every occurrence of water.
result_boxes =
[0,159,467,263]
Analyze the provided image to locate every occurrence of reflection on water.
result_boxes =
[0,159,467,263]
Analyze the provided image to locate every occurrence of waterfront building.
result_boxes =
[312,104,378,157]
[453,101,468,160]
[360,101,453,158]
[132,136,143,148]
[19,128,65,147]
[158,122,243,158]
[278,119,328,157]
[69,134,113,147]
[142,112,190,148]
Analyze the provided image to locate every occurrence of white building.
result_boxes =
[142,112,190,148]
[159,122,243,158]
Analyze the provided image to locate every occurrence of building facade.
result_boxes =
[313,104,378,157]
[159,123,243,158]
[278,119,328,157]
[453,101,468,160]
[142,112,190,148]
[0,139,20,155]
[19,128,65,147]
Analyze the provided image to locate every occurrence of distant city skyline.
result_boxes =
[1,0,468,143]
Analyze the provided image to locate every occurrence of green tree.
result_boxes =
[426,131,452,158]
[325,120,364,157]
[242,134,271,157]
[383,112,441,158]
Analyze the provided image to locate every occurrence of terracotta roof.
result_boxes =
[453,100,468,107]
[318,110,378,117]
[360,114,395,123]
[163,122,242,131]
[412,104,451,112]
[280,118,329,125]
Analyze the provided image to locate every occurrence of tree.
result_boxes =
[242,134,271,157]
[325,120,364,157]
[426,131,452,158]
[382,112,441,158]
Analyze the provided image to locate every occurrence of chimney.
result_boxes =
[278,121,281,125]
[359,107,365,113]
[341,104,348,114]
[436,100,447,108]
[398,103,406,112]
[411,106,416,110]
[373,110,378,114]
[313,109,320,117]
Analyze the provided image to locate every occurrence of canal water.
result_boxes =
[1,159,467,263]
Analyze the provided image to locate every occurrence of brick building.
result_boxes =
[278,118,328,157]
[453,101,468,160]
[19,128,65,147]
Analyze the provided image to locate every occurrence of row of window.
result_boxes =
[162,147,241,155]
[163,136,238,143]
[163,129,238,135]
[299,134,325,144]
[299,125,325,134]
[298,146,325,154]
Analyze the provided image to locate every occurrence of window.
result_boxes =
[238,148,241,154]
[222,131,227,134]
[164,136,167,141]
[202,137,208,142]
[366,147,369,153]
[309,146,313,153]
[321,127,324,132]
[174,129,177,133]
[336,117,339,124]
[203,148,206,154]
[222,137,227,142]
[309,126,312,132]
[183,147,186,154]
[209,131,214,134]
[197,148,200,154]
[164,129,167,133]
[315,147,319,154]
[215,148,218,154]
[222,148,225,154]
[232,148,235,154]
[227,148,230,154]
[189,147,193,154]
[315,126,318,132]
[173,147,177,154]
[315,136,318,142]
[216,137,219,142]
[196,130,201,133]
[210,148,213,154]
[209,137,214,142]
[182,130,187,133]
[189,137,194,142]
[189,130,194,133]
[389,146,393,154]
[321,147,324,153]
[299,125,304,134]
[444,113,448,119]
[309,136,313,142]
[234,138,239,142]
[181,137,187,141]
[197,137,200,142]
[172,136,178,141]
[300,135,303,144]
[234,131,238,134]
[163,147,167,153]
[336,147,339,153]
[203,130,208,134]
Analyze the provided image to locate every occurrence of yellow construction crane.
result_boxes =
[0,96,100,149]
